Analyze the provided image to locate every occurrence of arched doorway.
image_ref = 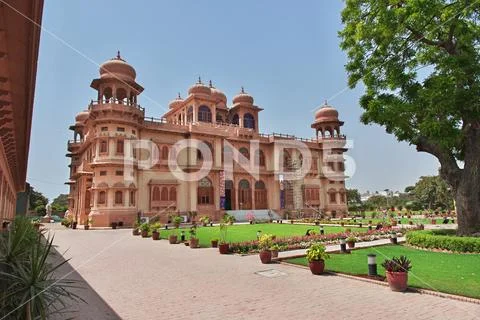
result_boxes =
[238,179,252,210]
[225,180,234,210]
[254,180,267,209]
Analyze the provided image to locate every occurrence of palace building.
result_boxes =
[66,54,348,227]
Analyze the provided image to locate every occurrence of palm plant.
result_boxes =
[0,217,83,319]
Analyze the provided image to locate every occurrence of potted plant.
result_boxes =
[218,222,229,254]
[306,243,330,275]
[381,256,412,292]
[72,221,77,229]
[211,238,219,248]
[258,234,274,264]
[111,222,118,230]
[246,212,255,224]
[172,215,183,228]
[199,216,210,227]
[270,243,280,258]
[346,236,356,248]
[168,232,178,244]
[151,222,162,240]
[223,213,236,225]
[85,216,93,230]
[189,226,199,248]
[140,223,150,238]
[132,220,140,236]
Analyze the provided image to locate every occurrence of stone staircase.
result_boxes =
[226,209,282,222]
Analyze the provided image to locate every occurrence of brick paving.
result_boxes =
[46,225,479,320]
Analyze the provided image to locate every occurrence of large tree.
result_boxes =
[413,175,454,210]
[340,0,480,235]
[51,194,69,214]
[29,186,48,211]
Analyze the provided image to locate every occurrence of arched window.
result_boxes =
[129,191,135,205]
[115,191,123,205]
[161,146,169,160]
[216,112,223,123]
[152,186,160,201]
[198,105,212,123]
[100,140,108,153]
[116,88,127,103]
[187,106,193,122]
[161,187,168,201]
[255,180,265,189]
[329,190,337,204]
[222,145,233,164]
[243,113,255,129]
[254,150,265,166]
[116,140,124,154]
[198,177,213,205]
[340,191,346,203]
[239,179,250,189]
[103,87,112,101]
[231,114,239,125]
[239,147,249,162]
[169,187,177,201]
[197,141,213,161]
[98,191,106,205]
[283,150,291,171]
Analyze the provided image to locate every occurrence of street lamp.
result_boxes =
[367,254,377,276]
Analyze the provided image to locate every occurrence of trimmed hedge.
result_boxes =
[406,229,480,253]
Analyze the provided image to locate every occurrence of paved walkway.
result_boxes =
[46,225,479,320]
[277,237,406,258]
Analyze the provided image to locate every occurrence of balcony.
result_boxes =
[67,140,82,152]
[88,100,145,116]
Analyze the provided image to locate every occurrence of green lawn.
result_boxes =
[286,245,480,299]
[156,224,365,248]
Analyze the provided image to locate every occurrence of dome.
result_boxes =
[75,111,89,123]
[232,87,254,105]
[188,77,211,96]
[211,87,227,104]
[315,103,339,122]
[169,93,184,109]
[99,51,136,81]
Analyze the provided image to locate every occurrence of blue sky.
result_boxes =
[28,0,439,200]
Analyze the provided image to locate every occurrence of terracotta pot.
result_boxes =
[390,237,398,244]
[391,221,397,226]
[84,225,90,230]
[190,238,199,248]
[211,240,218,248]
[141,230,148,238]
[431,219,437,225]
[72,222,77,230]
[259,250,272,264]
[308,260,325,275]
[111,223,117,229]
[132,229,140,236]
[386,271,408,292]
[347,241,355,248]
[152,231,160,240]
[169,235,178,244]
[219,243,229,254]
[271,250,278,258]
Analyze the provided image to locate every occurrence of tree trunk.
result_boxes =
[455,168,480,236]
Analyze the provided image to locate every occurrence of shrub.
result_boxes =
[258,234,274,251]
[406,230,480,253]
[381,256,412,272]
[139,223,150,232]
[306,243,330,262]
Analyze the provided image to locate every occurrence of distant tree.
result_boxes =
[34,204,46,216]
[412,176,454,211]
[340,1,480,235]
[404,186,415,194]
[364,195,387,210]
[51,194,69,213]
[346,189,362,205]
[29,187,48,211]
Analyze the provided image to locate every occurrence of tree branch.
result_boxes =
[406,25,457,55]
[416,136,461,188]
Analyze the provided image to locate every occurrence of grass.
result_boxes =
[155,224,365,248]
[286,245,480,299]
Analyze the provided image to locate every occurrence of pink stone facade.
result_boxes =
[66,54,348,227]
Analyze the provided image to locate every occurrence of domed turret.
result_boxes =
[75,111,89,124]
[210,81,227,104]
[169,93,184,109]
[314,102,339,122]
[188,77,211,96]
[232,87,254,105]
[99,51,136,81]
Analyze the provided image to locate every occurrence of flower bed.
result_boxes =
[406,229,480,253]
[228,228,408,254]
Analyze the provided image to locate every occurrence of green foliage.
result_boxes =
[172,216,183,228]
[381,256,412,273]
[412,176,453,210]
[219,222,228,244]
[139,223,150,232]
[150,222,162,232]
[51,194,69,213]
[406,229,480,253]
[258,234,274,251]
[223,213,236,225]
[346,236,357,243]
[306,243,330,262]
[199,216,211,224]
[34,204,46,216]
[0,217,82,319]
[346,189,362,206]
[29,187,48,211]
